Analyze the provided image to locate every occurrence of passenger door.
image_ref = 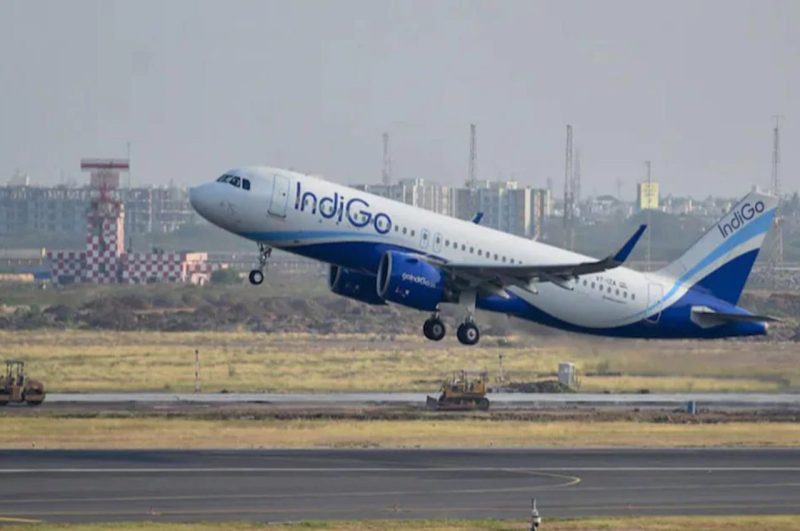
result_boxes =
[268,175,290,217]
[645,283,664,324]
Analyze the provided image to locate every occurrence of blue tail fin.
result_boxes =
[657,191,778,305]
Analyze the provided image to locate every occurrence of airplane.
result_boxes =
[190,166,778,345]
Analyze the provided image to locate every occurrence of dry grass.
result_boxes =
[2,417,799,449]
[0,330,796,393]
[3,516,800,530]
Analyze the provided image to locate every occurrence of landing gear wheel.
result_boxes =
[423,318,446,341]
[249,243,272,286]
[456,322,480,346]
[248,269,264,285]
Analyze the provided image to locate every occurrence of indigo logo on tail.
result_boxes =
[717,201,765,239]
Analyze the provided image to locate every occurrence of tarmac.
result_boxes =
[47,392,800,409]
[0,448,798,523]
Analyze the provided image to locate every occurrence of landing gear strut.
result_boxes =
[423,314,446,341]
[456,288,481,346]
[249,243,272,286]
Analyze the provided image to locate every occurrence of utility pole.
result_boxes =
[645,161,652,271]
[194,349,201,393]
[563,125,574,250]
[573,147,582,207]
[381,132,392,186]
[467,123,477,188]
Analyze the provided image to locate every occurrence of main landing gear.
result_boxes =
[422,314,481,346]
[248,243,272,286]
[456,320,480,346]
[423,315,446,341]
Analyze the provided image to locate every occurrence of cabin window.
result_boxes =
[469,247,474,253]
[493,253,498,260]
[445,239,450,246]
[402,227,407,235]
[502,256,507,263]
[583,279,587,286]
[478,250,483,256]
[623,292,628,298]
[631,294,636,300]
[461,244,466,251]
[591,282,595,289]
[411,230,415,237]
[616,289,620,296]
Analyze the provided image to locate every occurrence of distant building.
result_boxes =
[585,195,633,222]
[637,181,660,210]
[354,178,452,216]
[0,183,197,236]
[356,177,549,239]
[47,159,222,285]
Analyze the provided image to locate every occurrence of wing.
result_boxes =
[438,225,647,290]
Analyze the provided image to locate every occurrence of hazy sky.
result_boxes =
[0,0,797,198]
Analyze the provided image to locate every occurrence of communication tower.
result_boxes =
[767,116,784,269]
[381,132,392,185]
[467,123,477,188]
[563,125,575,250]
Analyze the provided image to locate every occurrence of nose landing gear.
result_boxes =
[248,243,272,286]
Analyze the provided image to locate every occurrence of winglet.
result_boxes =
[472,212,484,224]
[612,224,647,263]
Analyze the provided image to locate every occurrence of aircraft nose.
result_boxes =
[189,183,215,220]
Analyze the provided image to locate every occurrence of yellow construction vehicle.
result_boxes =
[0,360,45,406]
[427,370,490,411]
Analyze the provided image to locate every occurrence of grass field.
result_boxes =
[3,516,800,530]
[0,330,796,393]
[3,417,799,449]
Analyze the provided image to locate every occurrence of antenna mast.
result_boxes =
[381,132,392,185]
[467,123,477,187]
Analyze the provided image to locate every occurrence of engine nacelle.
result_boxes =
[377,251,449,311]
[328,266,386,305]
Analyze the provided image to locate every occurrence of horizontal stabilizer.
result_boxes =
[691,306,779,328]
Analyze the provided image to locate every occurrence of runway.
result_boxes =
[46,391,800,409]
[0,449,798,523]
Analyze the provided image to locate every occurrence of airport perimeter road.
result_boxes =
[0,449,799,523]
[46,392,800,409]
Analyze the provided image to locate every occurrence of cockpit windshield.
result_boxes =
[216,174,251,191]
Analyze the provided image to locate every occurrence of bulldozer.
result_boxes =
[0,360,45,406]
[426,370,490,411]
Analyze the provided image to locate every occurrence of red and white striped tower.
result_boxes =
[80,159,129,284]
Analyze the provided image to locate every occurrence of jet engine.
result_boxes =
[377,251,453,311]
[328,266,386,305]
